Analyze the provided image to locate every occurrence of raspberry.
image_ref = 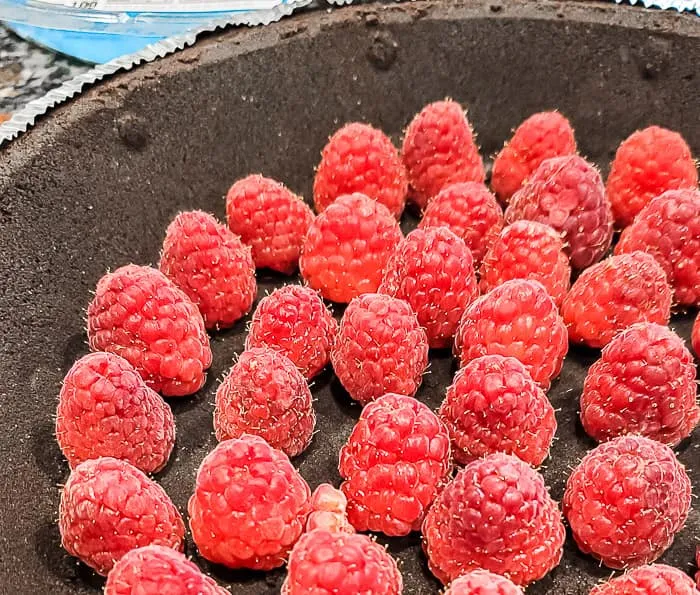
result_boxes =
[581,322,699,446]
[226,174,314,274]
[87,264,212,397]
[402,99,485,209]
[606,126,698,228]
[561,251,672,348]
[615,188,700,307]
[492,111,577,203]
[444,570,524,595]
[590,564,697,595]
[188,435,311,570]
[299,193,402,303]
[339,393,452,536]
[214,347,315,457]
[693,312,700,357]
[504,154,613,269]
[104,545,227,595]
[379,226,479,348]
[480,220,571,307]
[418,182,504,266]
[305,483,354,534]
[563,435,691,569]
[439,354,556,466]
[159,210,256,330]
[454,279,568,390]
[313,122,408,217]
[422,452,565,586]
[245,284,338,379]
[331,293,429,405]
[56,352,175,473]
[59,457,185,575]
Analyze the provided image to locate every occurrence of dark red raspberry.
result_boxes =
[245,284,338,379]
[591,564,697,595]
[422,452,565,586]
[606,126,698,228]
[480,220,571,307]
[379,226,479,348]
[188,435,311,570]
[226,174,314,274]
[563,435,691,569]
[454,279,568,390]
[505,154,613,269]
[444,570,524,595]
[56,352,175,473]
[562,251,672,348]
[615,188,700,307]
[305,483,354,534]
[331,293,429,405]
[299,193,402,303]
[159,210,256,330]
[59,457,185,575]
[402,100,485,210]
[87,264,212,397]
[693,312,700,357]
[313,122,408,217]
[339,393,452,536]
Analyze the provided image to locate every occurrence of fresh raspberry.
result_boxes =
[305,483,354,534]
[56,352,175,473]
[245,284,338,379]
[563,435,691,569]
[422,452,565,586]
[188,435,311,570]
[480,220,571,307]
[87,264,212,397]
[159,210,256,330]
[491,111,577,203]
[439,355,556,466]
[313,122,408,217]
[299,193,402,303]
[281,529,402,595]
[331,293,429,405]
[379,226,479,348]
[454,279,568,390]
[418,182,504,266]
[444,570,524,595]
[615,188,700,307]
[402,100,485,210]
[504,154,613,269]
[693,312,700,357]
[561,251,672,348]
[214,347,315,457]
[696,547,700,589]
[59,457,185,575]
[581,322,699,446]
[590,564,697,595]
[226,174,314,274]
[606,126,698,228]
[339,393,452,536]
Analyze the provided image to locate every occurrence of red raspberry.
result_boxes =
[606,126,698,228]
[299,193,402,303]
[226,174,314,274]
[444,570,524,595]
[561,251,672,348]
[339,393,452,536]
[159,210,256,330]
[305,483,354,534]
[188,435,311,570]
[615,188,700,307]
[87,264,212,397]
[454,279,568,390]
[313,122,408,217]
[214,347,315,457]
[418,182,504,266]
[56,352,175,473]
[331,293,429,405]
[581,322,699,446]
[563,435,691,569]
[59,457,185,575]
[422,452,565,586]
[504,154,613,269]
[245,284,338,379]
[591,564,697,595]
[480,220,571,307]
[379,226,479,348]
[693,311,700,357]
[491,111,577,203]
[402,100,485,210]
